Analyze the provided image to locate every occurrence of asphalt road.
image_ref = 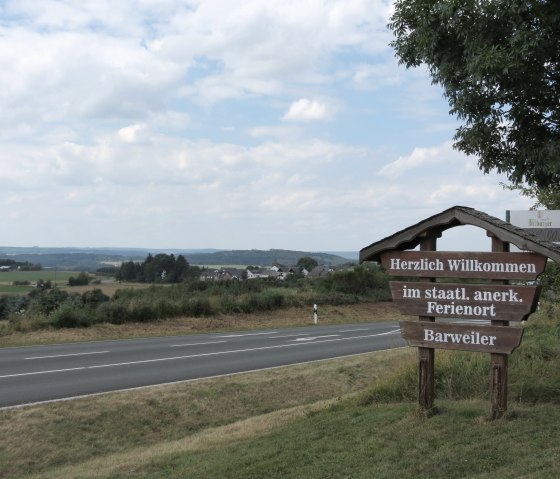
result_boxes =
[0,322,406,408]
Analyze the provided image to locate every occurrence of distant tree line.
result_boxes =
[115,253,201,283]
[68,272,90,286]
[0,259,42,271]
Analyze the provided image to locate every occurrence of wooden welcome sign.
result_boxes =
[359,206,560,419]
[381,249,545,417]
[382,250,544,351]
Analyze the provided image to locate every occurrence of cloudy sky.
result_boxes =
[0,0,532,253]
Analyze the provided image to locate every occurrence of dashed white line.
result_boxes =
[170,341,227,348]
[271,333,311,339]
[24,351,110,360]
[292,335,340,342]
[216,331,279,338]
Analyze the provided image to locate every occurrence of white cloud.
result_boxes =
[378,141,462,178]
[118,124,148,143]
[282,99,334,122]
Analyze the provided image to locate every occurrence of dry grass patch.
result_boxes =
[60,282,150,296]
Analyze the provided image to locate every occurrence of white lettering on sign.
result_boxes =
[390,258,444,271]
[424,329,497,346]
[404,286,523,304]
[426,301,497,317]
[447,259,536,274]
[424,287,468,301]
[473,289,522,302]
[388,257,538,275]
[390,282,537,320]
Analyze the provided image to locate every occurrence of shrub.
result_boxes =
[30,289,70,315]
[97,303,131,325]
[82,288,110,308]
[52,305,94,328]
[154,298,182,319]
[130,302,156,322]
[538,261,560,299]
[68,272,90,286]
[182,297,213,317]
[0,295,28,320]
[219,295,242,314]
[238,292,281,314]
[318,264,390,299]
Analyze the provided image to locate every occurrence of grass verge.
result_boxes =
[124,399,559,479]
[0,348,413,479]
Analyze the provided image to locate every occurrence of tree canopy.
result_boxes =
[297,256,319,271]
[389,0,560,189]
[116,253,200,283]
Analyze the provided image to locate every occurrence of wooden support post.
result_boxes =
[418,347,435,411]
[418,233,438,412]
[490,235,510,419]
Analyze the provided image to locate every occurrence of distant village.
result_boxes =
[198,262,354,282]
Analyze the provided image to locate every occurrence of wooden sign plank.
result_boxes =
[390,282,541,321]
[399,321,524,354]
[380,251,547,280]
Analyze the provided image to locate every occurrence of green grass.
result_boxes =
[0,284,32,293]
[0,270,75,282]
[114,400,560,479]
[0,271,78,293]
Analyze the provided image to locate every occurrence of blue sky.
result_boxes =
[0,0,532,253]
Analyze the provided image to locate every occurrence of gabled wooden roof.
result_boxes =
[359,205,560,263]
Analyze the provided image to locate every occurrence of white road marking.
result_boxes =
[24,351,110,360]
[1,330,401,380]
[292,335,340,342]
[170,341,227,348]
[271,333,311,339]
[340,328,371,332]
[217,332,279,338]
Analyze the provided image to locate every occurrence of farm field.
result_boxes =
[0,271,74,293]
[0,271,117,294]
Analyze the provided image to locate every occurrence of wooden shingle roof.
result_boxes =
[359,205,560,263]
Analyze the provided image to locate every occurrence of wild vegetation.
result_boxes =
[0,263,390,334]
